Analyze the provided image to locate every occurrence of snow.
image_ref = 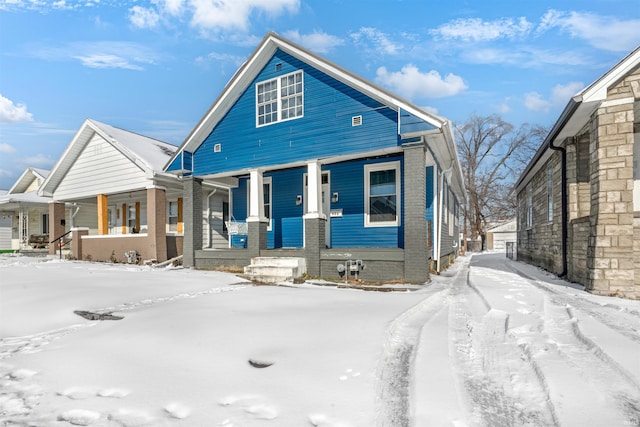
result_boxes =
[1,252,639,426]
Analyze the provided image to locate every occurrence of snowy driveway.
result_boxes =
[1,253,639,426]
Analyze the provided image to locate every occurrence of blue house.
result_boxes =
[165,32,465,283]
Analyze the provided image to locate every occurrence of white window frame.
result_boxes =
[247,176,273,231]
[364,161,401,227]
[168,200,179,232]
[547,164,553,223]
[42,213,49,235]
[526,184,533,229]
[256,70,304,127]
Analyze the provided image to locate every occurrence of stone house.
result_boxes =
[513,46,639,299]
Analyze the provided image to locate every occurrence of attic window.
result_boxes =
[214,143,222,153]
[256,70,304,127]
[352,115,362,126]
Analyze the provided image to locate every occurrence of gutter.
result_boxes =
[541,98,582,277]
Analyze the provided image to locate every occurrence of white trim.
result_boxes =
[599,97,634,108]
[364,161,401,227]
[247,174,272,230]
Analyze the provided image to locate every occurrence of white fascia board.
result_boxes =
[579,47,640,103]
[39,119,96,197]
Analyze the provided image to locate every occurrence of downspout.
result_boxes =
[548,139,567,277]
[206,189,217,248]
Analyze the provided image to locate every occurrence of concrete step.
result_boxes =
[244,257,306,283]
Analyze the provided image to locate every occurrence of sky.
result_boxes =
[0,0,639,190]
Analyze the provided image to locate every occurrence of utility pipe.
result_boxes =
[435,164,453,273]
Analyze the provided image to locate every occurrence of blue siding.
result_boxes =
[325,156,404,248]
[192,50,400,176]
[399,109,436,134]
[230,157,405,249]
[231,168,305,249]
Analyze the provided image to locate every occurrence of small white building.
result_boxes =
[486,219,517,252]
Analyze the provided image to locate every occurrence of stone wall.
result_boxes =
[586,73,636,297]
[516,151,563,274]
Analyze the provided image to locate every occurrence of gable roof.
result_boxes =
[164,31,451,171]
[40,119,177,197]
[8,167,50,194]
[514,45,640,193]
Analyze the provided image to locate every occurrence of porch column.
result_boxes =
[247,169,268,255]
[48,201,66,255]
[97,194,108,235]
[403,141,429,283]
[304,161,325,276]
[183,176,203,267]
[147,186,168,262]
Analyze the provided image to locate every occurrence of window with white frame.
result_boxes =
[526,184,533,229]
[547,164,553,222]
[365,162,400,227]
[256,71,303,126]
[128,204,137,232]
[168,201,179,232]
[42,213,49,234]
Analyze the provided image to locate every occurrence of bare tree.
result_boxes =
[455,114,546,248]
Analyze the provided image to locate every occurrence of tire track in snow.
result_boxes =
[0,284,248,360]
[507,261,640,344]
[374,282,451,427]
[451,259,559,427]
[479,258,640,425]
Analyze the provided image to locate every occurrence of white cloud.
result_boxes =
[524,81,585,113]
[0,143,16,154]
[33,41,160,71]
[74,53,144,70]
[22,154,54,167]
[283,30,344,54]
[350,27,401,55]
[375,65,467,99]
[524,92,551,112]
[461,47,589,68]
[538,9,640,52]
[430,17,533,41]
[0,94,34,123]
[195,51,246,67]
[550,81,584,105]
[189,0,299,33]
[129,6,160,29]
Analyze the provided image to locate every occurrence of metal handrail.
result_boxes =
[50,230,72,260]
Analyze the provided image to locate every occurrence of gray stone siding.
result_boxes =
[568,216,590,285]
[517,151,563,274]
[320,248,405,283]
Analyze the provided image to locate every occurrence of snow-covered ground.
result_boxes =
[0,253,638,426]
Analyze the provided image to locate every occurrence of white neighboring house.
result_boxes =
[486,219,517,252]
[37,119,196,263]
[0,168,53,250]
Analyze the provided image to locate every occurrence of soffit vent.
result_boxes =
[352,115,362,126]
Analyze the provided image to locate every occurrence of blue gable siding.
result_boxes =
[166,151,192,174]
[325,156,404,249]
[399,109,436,135]
[192,50,400,176]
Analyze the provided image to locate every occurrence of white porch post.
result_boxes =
[247,169,267,222]
[304,161,325,219]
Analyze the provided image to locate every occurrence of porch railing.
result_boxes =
[50,230,72,260]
